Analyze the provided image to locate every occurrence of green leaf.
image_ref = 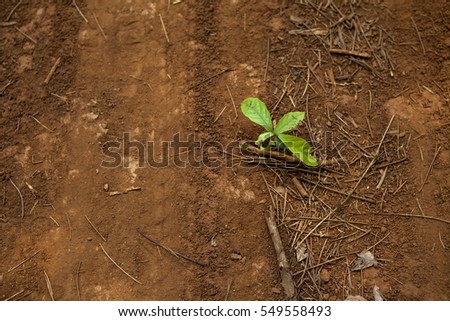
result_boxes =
[278,134,318,167]
[274,112,305,135]
[255,132,274,145]
[241,98,273,131]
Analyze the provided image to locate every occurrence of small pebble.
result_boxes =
[87,237,93,241]
[274,186,287,194]
[380,226,387,233]
[272,287,281,294]
[320,268,330,283]
[230,253,242,260]
[0,273,3,285]
[103,183,109,192]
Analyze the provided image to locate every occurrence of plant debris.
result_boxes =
[351,250,377,271]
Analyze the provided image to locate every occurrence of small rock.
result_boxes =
[320,268,330,283]
[210,237,217,247]
[322,293,330,300]
[82,112,99,121]
[380,226,387,233]
[230,253,242,260]
[271,287,281,294]
[290,15,307,26]
[295,243,308,262]
[87,237,93,241]
[274,186,287,194]
[103,183,109,192]
[373,285,383,301]
[0,273,3,285]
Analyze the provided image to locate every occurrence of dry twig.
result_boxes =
[265,206,297,299]
[7,250,41,273]
[85,215,107,242]
[136,228,207,267]
[92,11,107,40]
[419,145,441,192]
[30,115,53,132]
[329,48,371,58]
[14,26,37,44]
[76,262,82,300]
[72,0,88,23]
[99,243,142,285]
[225,84,238,118]
[6,0,22,21]
[159,14,170,43]
[44,57,61,85]
[8,176,24,218]
[43,270,54,301]
[411,16,425,55]
[375,212,450,225]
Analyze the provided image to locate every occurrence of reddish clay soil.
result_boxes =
[1,0,449,301]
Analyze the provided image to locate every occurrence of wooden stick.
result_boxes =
[301,67,310,99]
[292,177,308,197]
[43,270,54,301]
[264,38,270,81]
[341,115,395,206]
[30,115,53,132]
[8,176,24,218]
[265,206,297,299]
[65,212,72,241]
[0,21,18,27]
[14,26,37,44]
[419,145,440,192]
[293,256,346,276]
[4,289,25,301]
[48,215,59,226]
[99,243,142,285]
[44,57,61,85]
[72,0,88,23]
[375,212,450,225]
[0,79,13,95]
[411,16,425,55]
[76,262,82,300]
[299,176,376,204]
[136,228,207,267]
[272,87,287,112]
[92,11,107,40]
[85,215,107,242]
[372,157,407,170]
[225,279,233,301]
[213,105,227,123]
[6,0,22,21]
[7,250,41,273]
[159,14,170,43]
[438,232,446,249]
[225,84,238,118]
[330,48,371,59]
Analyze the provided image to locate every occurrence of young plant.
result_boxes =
[241,97,318,167]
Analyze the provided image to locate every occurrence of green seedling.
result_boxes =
[241,97,318,167]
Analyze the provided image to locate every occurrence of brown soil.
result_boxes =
[1,0,448,301]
